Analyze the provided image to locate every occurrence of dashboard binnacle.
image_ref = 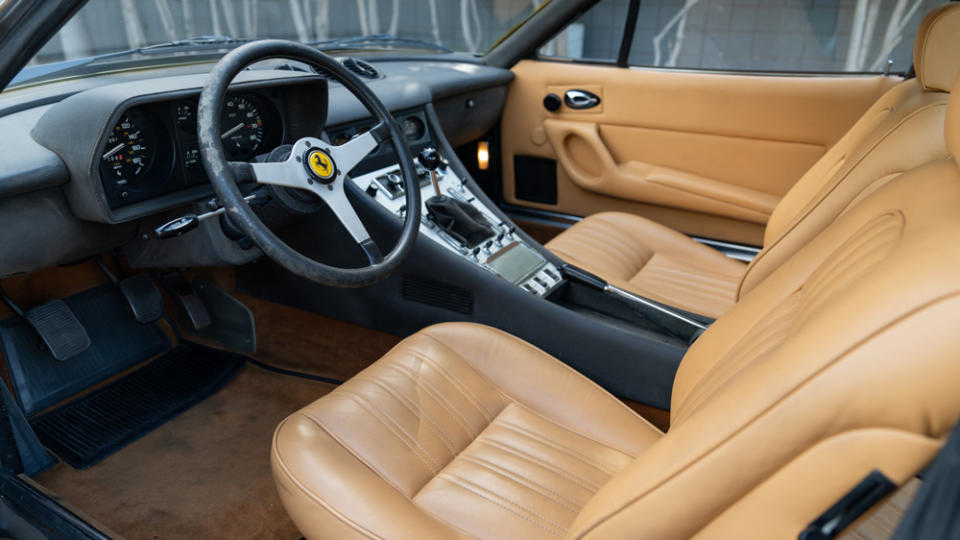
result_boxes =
[99,91,283,209]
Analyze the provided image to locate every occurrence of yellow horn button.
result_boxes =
[307,149,335,180]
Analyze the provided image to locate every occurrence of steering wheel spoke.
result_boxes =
[329,122,388,175]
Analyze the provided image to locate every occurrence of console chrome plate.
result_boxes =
[350,162,561,296]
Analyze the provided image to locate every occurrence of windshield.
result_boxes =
[28,0,547,66]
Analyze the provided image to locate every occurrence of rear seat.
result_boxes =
[545,3,960,318]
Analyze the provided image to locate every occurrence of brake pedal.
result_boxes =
[23,299,92,362]
[96,256,165,324]
[117,274,164,323]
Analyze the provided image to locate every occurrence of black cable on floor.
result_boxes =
[245,357,344,385]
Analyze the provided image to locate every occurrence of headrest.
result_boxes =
[949,77,960,158]
[914,3,960,92]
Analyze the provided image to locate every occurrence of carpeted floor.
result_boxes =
[36,364,335,540]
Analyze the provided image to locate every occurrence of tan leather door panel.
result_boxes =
[502,60,899,244]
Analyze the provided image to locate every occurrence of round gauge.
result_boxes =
[401,116,425,141]
[175,100,197,132]
[101,111,156,183]
[220,94,265,159]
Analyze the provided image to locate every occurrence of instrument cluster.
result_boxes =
[98,91,283,209]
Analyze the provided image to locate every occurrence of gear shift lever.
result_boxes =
[419,147,494,249]
[419,147,443,198]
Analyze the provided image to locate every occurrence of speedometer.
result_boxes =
[220,94,264,160]
[101,111,156,183]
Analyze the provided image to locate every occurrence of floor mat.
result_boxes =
[32,342,245,469]
[0,283,171,416]
[35,365,334,540]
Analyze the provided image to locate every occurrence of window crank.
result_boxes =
[154,193,259,239]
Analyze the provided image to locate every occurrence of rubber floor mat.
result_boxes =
[0,283,171,416]
[31,342,245,469]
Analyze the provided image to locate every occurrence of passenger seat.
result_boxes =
[546,3,960,318]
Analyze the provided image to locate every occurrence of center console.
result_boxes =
[349,152,563,296]
[239,103,702,411]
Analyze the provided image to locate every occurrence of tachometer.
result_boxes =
[220,94,264,160]
[101,111,156,183]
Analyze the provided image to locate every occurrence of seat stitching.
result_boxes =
[418,327,665,441]
[553,225,643,273]
[494,422,620,475]
[381,363,479,438]
[384,360,481,432]
[355,377,460,456]
[509,401,644,456]
[338,390,442,473]
[477,439,601,492]
[460,455,582,512]
[441,473,568,536]
[406,346,502,421]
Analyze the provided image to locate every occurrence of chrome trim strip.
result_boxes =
[604,285,707,330]
[692,236,761,263]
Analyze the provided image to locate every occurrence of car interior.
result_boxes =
[0,0,959,538]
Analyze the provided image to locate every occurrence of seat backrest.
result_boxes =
[565,78,960,540]
[738,3,960,297]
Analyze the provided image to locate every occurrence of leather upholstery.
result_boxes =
[545,3,959,317]
[502,61,897,245]
[272,323,661,539]
[913,3,960,92]
[546,212,745,318]
[274,137,960,537]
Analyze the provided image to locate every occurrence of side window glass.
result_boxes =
[543,0,943,74]
[539,0,630,61]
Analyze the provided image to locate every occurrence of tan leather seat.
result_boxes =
[546,3,960,318]
[271,79,960,538]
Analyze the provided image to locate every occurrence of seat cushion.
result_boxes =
[545,212,746,318]
[271,323,661,540]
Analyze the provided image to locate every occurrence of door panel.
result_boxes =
[501,60,899,244]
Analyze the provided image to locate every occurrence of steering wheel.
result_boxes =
[197,40,421,287]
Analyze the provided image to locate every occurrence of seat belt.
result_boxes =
[891,422,960,540]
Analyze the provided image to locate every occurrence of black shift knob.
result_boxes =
[419,147,441,170]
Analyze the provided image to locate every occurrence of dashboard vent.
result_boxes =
[341,57,380,79]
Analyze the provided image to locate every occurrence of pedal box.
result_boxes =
[23,299,91,362]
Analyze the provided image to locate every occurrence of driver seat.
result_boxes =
[270,82,960,539]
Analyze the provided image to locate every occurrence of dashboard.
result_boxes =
[0,56,512,277]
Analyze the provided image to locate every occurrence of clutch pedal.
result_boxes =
[0,286,91,362]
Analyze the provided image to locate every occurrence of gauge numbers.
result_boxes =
[102,111,155,184]
[220,94,264,160]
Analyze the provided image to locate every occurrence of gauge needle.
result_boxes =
[221,123,244,139]
[102,142,125,160]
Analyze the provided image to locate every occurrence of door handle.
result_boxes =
[564,89,601,110]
